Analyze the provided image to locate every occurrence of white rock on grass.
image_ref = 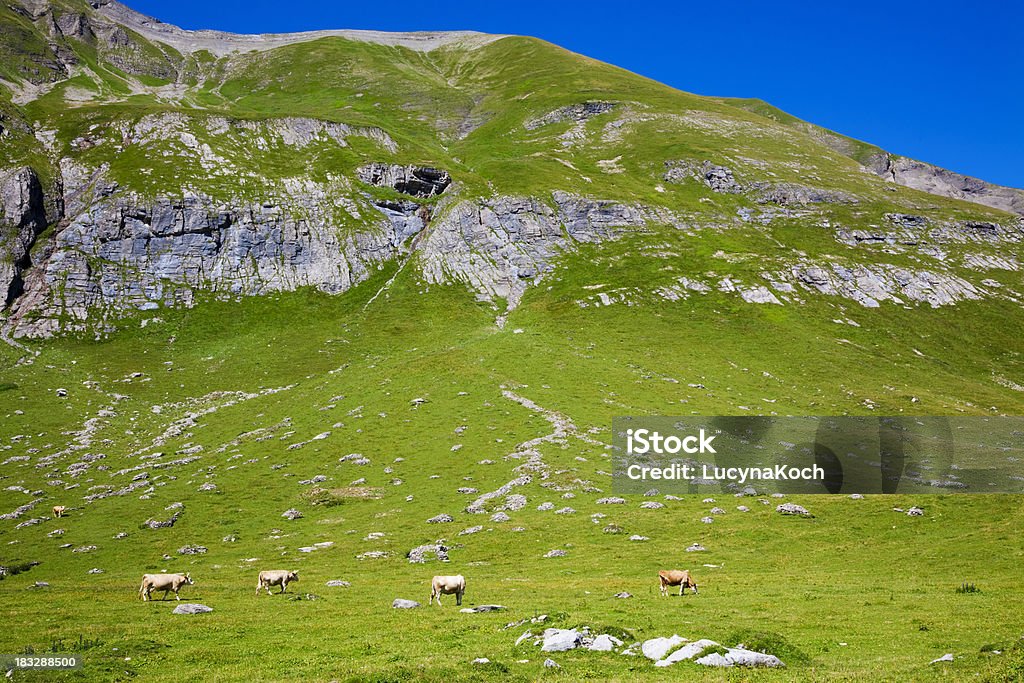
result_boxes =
[642,635,688,661]
[541,629,581,652]
[544,549,567,558]
[930,653,954,664]
[173,604,213,615]
[543,658,560,668]
[392,598,420,609]
[723,648,784,667]
[589,634,623,652]
[427,513,454,524]
[654,639,720,667]
[776,503,810,516]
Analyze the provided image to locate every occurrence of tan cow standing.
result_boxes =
[52,505,66,518]
[429,575,466,606]
[658,569,698,597]
[139,573,194,601]
[256,570,299,595]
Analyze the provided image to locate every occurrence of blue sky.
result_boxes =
[128,0,1023,189]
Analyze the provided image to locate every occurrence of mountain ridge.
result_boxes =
[1,0,1023,341]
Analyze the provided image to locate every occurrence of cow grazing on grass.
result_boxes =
[256,570,299,595]
[658,569,698,597]
[429,575,466,606]
[52,505,66,518]
[140,573,193,601]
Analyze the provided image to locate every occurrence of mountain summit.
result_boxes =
[1,0,1022,340]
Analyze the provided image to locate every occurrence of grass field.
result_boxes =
[2,2,1024,680]
[2,255,1024,681]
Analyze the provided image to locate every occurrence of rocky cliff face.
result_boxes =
[2,153,656,337]
[874,155,1024,216]
[0,167,50,307]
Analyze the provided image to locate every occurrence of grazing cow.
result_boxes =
[429,575,466,606]
[52,505,66,518]
[139,573,193,601]
[658,569,698,597]
[256,570,299,595]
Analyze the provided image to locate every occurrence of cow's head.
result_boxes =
[183,573,194,585]
[289,571,299,582]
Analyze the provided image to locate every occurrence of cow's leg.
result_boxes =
[174,588,181,601]
[679,584,684,596]
[456,590,463,606]
[280,581,287,594]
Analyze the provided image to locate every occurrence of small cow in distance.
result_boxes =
[256,570,299,595]
[52,505,66,518]
[140,573,194,601]
[429,575,466,606]
[658,569,698,597]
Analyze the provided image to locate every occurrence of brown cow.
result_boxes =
[658,569,698,597]
[52,505,66,518]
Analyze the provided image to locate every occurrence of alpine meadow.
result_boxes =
[1,1,1023,681]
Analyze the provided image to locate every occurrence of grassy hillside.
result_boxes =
[1,1,1024,681]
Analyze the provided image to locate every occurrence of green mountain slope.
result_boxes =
[2,2,1024,681]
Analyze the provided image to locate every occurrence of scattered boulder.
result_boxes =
[537,502,555,511]
[325,580,350,587]
[596,497,626,505]
[541,629,582,652]
[408,542,449,564]
[543,658,560,668]
[544,549,567,558]
[458,525,483,536]
[472,657,490,665]
[427,514,454,524]
[177,544,207,555]
[629,535,649,542]
[589,634,624,652]
[907,507,924,516]
[461,605,505,613]
[930,653,954,664]
[490,512,511,523]
[392,598,421,609]
[654,639,721,667]
[173,604,213,615]
[685,543,706,552]
[281,509,303,520]
[776,503,811,517]
[614,592,632,599]
[640,501,665,509]
[642,635,688,661]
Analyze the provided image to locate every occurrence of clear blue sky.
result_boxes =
[128,0,1023,189]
